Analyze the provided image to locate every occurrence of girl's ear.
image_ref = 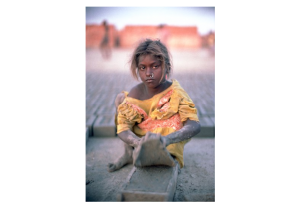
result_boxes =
[165,68,169,80]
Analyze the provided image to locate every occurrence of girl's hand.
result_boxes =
[160,136,170,148]
[144,132,161,141]
[141,132,170,148]
[133,137,141,148]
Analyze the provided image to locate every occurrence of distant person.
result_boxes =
[108,39,201,172]
[114,30,120,48]
[207,31,215,56]
[157,24,169,47]
[100,20,111,59]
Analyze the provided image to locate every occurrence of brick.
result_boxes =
[119,163,179,201]
[197,104,207,116]
[86,105,98,116]
[86,24,118,48]
[195,116,215,137]
[86,114,97,136]
[93,114,116,137]
[184,193,215,202]
[86,127,89,143]
[209,115,216,136]
[96,104,115,116]
[203,104,214,115]
[210,116,215,125]
[95,105,106,115]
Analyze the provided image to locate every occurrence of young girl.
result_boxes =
[108,39,201,172]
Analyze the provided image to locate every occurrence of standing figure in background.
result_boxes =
[157,24,169,47]
[100,20,111,59]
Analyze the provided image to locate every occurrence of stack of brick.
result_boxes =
[86,24,209,49]
[86,24,118,48]
[119,25,202,49]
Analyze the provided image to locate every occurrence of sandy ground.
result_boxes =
[86,137,215,202]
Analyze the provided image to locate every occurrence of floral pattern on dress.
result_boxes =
[157,90,173,113]
[126,102,148,119]
[138,113,183,132]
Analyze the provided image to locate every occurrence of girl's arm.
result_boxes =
[118,130,141,148]
[117,119,200,148]
[161,119,201,147]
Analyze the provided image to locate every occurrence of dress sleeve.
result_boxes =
[178,92,199,123]
[116,101,144,134]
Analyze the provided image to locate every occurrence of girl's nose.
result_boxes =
[145,68,152,76]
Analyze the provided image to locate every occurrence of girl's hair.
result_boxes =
[129,39,172,82]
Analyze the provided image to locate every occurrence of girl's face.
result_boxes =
[138,54,166,89]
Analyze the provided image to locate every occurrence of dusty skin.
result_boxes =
[107,132,175,172]
[107,142,133,172]
[133,132,175,167]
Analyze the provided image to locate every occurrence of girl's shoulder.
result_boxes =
[127,83,144,100]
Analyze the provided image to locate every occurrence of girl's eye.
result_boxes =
[139,66,145,71]
[153,65,159,69]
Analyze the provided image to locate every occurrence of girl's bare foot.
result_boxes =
[108,143,133,172]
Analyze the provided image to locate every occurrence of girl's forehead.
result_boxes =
[138,54,160,63]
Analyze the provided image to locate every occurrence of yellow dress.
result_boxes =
[116,79,199,168]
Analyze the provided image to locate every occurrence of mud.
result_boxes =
[86,137,215,201]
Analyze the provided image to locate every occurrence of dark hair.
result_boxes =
[129,39,172,82]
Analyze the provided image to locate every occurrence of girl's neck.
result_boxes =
[143,80,172,99]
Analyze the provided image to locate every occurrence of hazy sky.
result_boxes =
[86,7,215,35]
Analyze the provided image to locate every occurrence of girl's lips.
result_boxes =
[146,79,154,82]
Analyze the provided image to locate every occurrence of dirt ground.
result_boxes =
[86,137,215,202]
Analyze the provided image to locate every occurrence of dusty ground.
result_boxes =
[86,137,215,202]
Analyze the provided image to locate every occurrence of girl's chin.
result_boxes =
[143,81,158,87]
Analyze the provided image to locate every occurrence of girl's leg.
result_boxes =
[107,142,133,172]
[108,92,131,172]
